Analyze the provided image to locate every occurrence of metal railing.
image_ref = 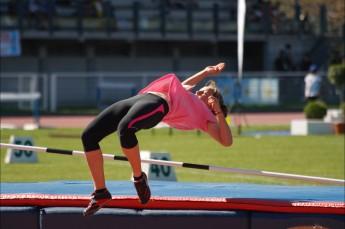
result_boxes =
[1,71,340,113]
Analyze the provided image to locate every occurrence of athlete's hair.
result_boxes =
[205,80,228,117]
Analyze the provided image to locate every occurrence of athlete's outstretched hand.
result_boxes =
[207,95,222,115]
[204,63,226,76]
[182,62,226,87]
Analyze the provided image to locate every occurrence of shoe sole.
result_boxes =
[83,198,111,216]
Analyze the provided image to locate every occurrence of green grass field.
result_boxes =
[0,127,344,185]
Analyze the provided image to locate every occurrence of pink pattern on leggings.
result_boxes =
[128,104,165,128]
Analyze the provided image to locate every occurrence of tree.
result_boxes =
[328,63,345,103]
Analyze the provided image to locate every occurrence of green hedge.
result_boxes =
[304,100,327,119]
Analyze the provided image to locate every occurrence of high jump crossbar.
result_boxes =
[1,143,344,185]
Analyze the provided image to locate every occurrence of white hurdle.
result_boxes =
[0,143,344,185]
[0,92,41,125]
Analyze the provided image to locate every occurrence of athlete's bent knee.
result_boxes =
[81,129,101,152]
[118,122,138,149]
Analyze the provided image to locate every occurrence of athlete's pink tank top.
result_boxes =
[139,73,216,131]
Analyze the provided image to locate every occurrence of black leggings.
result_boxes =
[81,93,169,151]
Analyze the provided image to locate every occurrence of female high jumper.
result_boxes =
[81,62,233,216]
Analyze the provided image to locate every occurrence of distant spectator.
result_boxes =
[274,44,296,71]
[300,53,312,71]
[28,0,50,29]
[250,2,264,23]
[300,12,311,34]
[274,50,287,71]
[304,64,322,101]
[284,43,295,70]
[271,1,281,33]
[93,0,103,17]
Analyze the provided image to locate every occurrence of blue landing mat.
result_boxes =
[1,181,344,202]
